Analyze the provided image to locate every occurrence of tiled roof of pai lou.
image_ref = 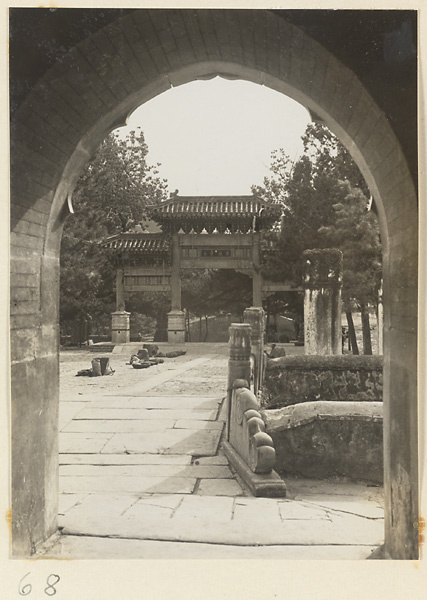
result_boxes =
[102,233,171,263]
[151,194,281,234]
[101,195,281,260]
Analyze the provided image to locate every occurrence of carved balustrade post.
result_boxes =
[224,327,287,497]
[243,306,266,394]
[227,323,252,439]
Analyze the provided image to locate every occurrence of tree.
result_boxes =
[318,183,382,354]
[253,123,381,354]
[126,291,170,342]
[181,269,252,341]
[60,128,168,344]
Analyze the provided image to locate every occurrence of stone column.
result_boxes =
[116,267,126,311]
[377,280,384,355]
[303,248,343,355]
[111,267,130,344]
[227,323,252,439]
[252,233,263,307]
[244,306,265,394]
[168,233,185,343]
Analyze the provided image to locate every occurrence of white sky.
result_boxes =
[117,77,311,196]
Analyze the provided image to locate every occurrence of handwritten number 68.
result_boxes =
[18,573,60,596]
[45,574,60,596]
[18,573,32,596]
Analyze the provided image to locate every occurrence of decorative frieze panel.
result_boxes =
[124,275,171,292]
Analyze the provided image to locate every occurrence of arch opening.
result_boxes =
[10,9,418,559]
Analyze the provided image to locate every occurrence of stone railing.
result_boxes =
[229,379,276,474]
[243,306,266,395]
[223,322,286,497]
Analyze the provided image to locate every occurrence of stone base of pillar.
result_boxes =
[167,310,186,344]
[111,311,130,344]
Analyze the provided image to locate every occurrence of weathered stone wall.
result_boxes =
[263,401,383,484]
[263,355,383,408]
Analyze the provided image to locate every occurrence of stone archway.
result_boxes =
[10,9,418,558]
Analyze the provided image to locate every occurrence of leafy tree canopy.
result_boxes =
[253,123,381,307]
[60,129,168,340]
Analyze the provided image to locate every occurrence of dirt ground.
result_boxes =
[59,347,228,399]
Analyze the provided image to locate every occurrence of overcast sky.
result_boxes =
[118,77,311,197]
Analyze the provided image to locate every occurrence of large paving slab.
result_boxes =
[59,433,113,453]
[58,493,88,515]
[173,419,224,430]
[196,478,245,496]
[100,429,222,455]
[60,493,384,547]
[59,453,192,465]
[59,464,234,479]
[84,396,222,409]
[60,475,197,494]
[59,493,140,522]
[59,402,88,429]
[56,535,380,559]
[301,499,384,519]
[74,408,218,420]
[62,419,176,433]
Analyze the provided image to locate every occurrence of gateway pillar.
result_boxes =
[168,234,185,343]
[252,233,263,307]
[111,267,130,344]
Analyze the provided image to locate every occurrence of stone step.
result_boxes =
[60,493,384,547]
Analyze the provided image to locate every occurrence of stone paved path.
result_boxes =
[53,344,385,559]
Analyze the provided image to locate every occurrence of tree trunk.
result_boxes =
[346,310,359,355]
[360,302,373,355]
[186,310,191,342]
[70,320,82,346]
[153,308,168,342]
[199,316,202,342]
[204,315,209,342]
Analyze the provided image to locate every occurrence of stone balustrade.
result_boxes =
[243,306,266,395]
[229,379,276,474]
[223,323,286,497]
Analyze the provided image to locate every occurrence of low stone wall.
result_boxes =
[262,401,383,484]
[263,355,383,409]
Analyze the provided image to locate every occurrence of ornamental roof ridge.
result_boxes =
[156,194,276,205]
[152,194,279,217]
[104,232,167,240]
[101,233,170,254]
[163,194,254,202]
